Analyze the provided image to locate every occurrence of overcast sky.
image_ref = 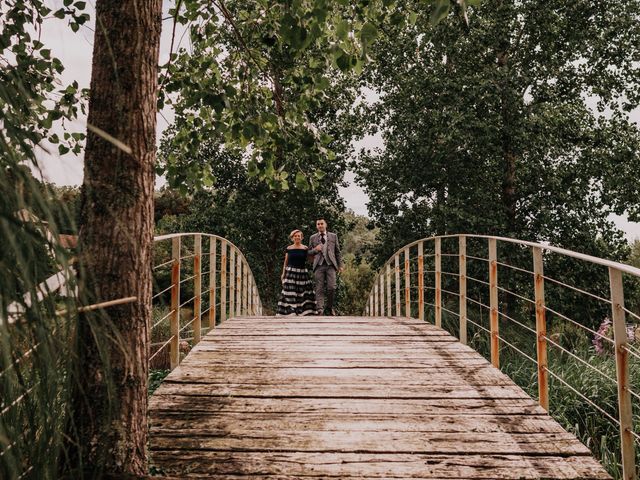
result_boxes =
[34,4,639,241]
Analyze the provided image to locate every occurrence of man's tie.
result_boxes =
[321,233,326,244]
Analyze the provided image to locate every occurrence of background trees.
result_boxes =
[355,0,640,263]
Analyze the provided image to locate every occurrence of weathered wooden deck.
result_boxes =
[149,316,610,479]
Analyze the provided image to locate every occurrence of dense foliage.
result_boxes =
[355,0,640,262]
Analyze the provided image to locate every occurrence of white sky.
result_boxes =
[34,4,640,241]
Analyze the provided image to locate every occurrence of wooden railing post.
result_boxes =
[193,234,202,344]
[220,240,227,323]
[369,290,373,316]
[379,272,385,317]
[435,237,441,327]
[404,247,410,318]
[488,238,499,368]
[249,277,254,315]
[235,253,242,316]
[609,267,635,480]
[374,279,379,316]
[170,236,181,370]
[229,247,235,319]
[418,241,425,321]
[533,247,548,411]
[459,236,467,345]
[243,262,248,315]
[386,263,392,316]
[395,254,401,316]
[209,237,217,328]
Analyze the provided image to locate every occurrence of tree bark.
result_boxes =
[68,0,162,476]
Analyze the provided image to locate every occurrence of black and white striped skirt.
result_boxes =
[276,266,317,316]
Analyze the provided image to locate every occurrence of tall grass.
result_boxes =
[0,168,80,478]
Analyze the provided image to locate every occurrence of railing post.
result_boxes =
[404,248,410,317]
[435,237,441,327]
[386,263,392,316]
[249,277,254,315]
[459,236,467,345]
[418,241,425,321]
[395,254,401,316]
[209,237,217,328]
[369,290,373,316]
[379,272,385,317]
[243,262,249,315]
[220,240,227,323]
[488,238,499,368]
[235,252,242,316]
[229,247,235,319]
[609,267,635,480]
[254,279,259,315]
[170,236,181,370]
[193,234,202,344]
[533,247,548,411]
[241,259,245,315]
[374,278,379,316]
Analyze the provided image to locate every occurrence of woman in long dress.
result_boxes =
[276,229,317,316]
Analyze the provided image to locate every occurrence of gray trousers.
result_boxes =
[314,264,336,310]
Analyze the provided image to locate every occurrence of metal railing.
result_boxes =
[150,233,263,370]
[364,234,640,480]
[0,231,262,471]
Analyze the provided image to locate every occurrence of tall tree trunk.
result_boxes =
[69,0,162,476]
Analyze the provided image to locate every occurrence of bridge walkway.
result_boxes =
[149,315,609,479]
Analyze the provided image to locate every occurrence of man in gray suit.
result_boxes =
[308,218,343,315]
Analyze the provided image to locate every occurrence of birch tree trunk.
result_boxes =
[69,0,162,476]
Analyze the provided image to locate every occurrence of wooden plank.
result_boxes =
[151,412,566,435]
[149,396,547,417]
[149,451,610,479]
[163,367,515,384]
[150,430,590,456]
[154,382,531,399]
[179,358,492,369]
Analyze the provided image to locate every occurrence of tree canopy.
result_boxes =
[354,0,640,263]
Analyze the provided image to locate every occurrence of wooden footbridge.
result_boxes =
[149,314,610,478]
[4,232,640,478]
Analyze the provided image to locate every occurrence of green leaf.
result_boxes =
[336,53,351,72]
[58,144,70,155]
[335,20,349,40]
[63,0,72,6]
[359,22,378,47]
[430,0,450,25]
[295,171,309,190]
[53,8,66,19]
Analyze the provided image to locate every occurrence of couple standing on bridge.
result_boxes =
[277,218,343,316]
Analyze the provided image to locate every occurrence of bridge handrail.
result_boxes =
[150,233,263,371]
[364,233,639,480]
[1,232,262,461]
[388,234,640,278]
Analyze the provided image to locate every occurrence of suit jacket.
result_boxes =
[308,231,342,271]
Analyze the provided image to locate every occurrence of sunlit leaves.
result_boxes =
[159,0,412,193]
[1,0,87,167]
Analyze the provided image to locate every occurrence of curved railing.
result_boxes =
[364,234,640,479]
[0,232,262,472]
[150,233,263,370]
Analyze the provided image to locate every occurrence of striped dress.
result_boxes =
[276,247,317,316]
